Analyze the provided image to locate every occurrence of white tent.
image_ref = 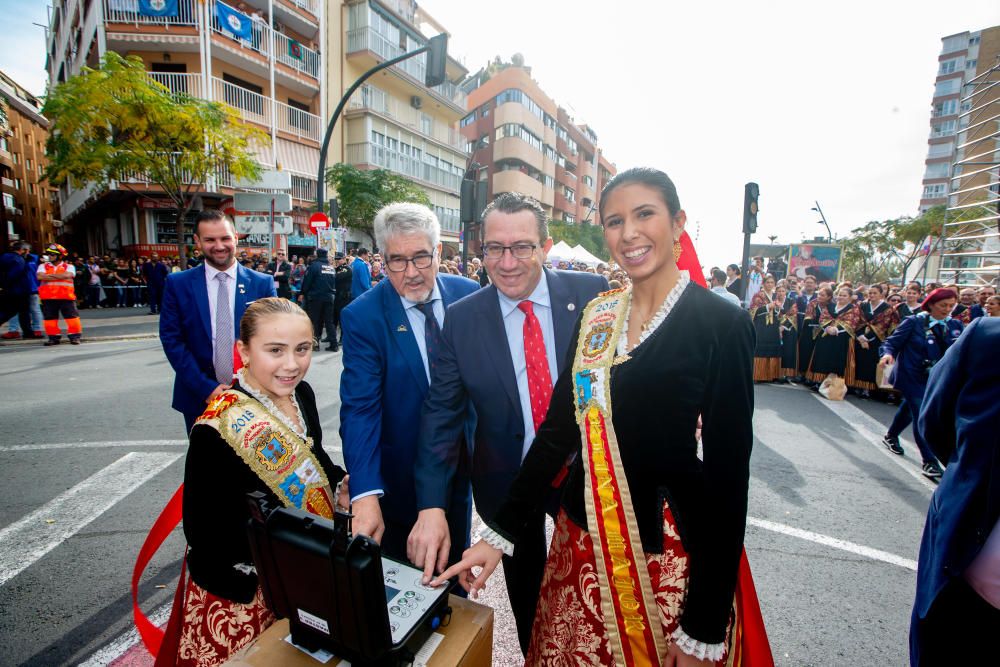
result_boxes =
[571,244,605,267]
[547,240,576,264]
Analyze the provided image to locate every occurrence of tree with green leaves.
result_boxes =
[840,206,948,284]
[326,163,431,247]
[43,52,266,266]
[548,220,608,262]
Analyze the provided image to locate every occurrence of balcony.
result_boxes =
[211,2,320,80]
[213,77,271,127]
[346,142,461,193]
[1,176,14,192]
[275,101,322,143]
[103,0,199,27]
[345,26,466,112]
[347,85,469,153]
[149,72,204,99]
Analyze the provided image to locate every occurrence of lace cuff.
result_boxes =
[477,524,515,557]
[671,626,726,662]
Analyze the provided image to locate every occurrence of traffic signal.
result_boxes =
[743,182,759,234]
[425,34,448,88]
[329,198,339,225]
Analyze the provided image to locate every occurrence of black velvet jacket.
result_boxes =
[183,381,346,603]
[489,284,755,644]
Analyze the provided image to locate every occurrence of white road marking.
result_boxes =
[808,393,937,491]
[0,440,186,452]
[0,451,182,587]
[747,516,918,571]
[77,601,173,667]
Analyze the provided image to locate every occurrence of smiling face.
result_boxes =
[835,287,852,306]
[482,209,551,301]
[237,312,314,401]
[384,232,440,303]
[959,288,976,305]
[979,286,996,305]
[195,217,237,271]
[601,183,685,285]
[986,295,1000,317]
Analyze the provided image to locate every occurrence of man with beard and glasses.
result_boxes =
[339,203,479,564]
[159,210,276,432]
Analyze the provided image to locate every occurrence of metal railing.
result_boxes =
[212,77,271,126]
[274,100,321,142]
[290,175,317,201]
[273,31,320,79]
[347,84,469,152]
[346,142,461,192]
[148,72,203,99]
[211,1,270,58]
[103,0,199,26]
[345,27,466,108]
[280,0,320,16]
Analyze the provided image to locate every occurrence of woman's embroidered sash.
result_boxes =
[571,287,668,665]
[196,391,335,519]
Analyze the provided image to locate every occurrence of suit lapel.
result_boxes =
[192,264,211,342]
[546,269,576,373]
[478,285,521,417]
[382,282,429,392]
[234,264,250,340]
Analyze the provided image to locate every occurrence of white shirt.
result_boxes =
[496,275,559,461]
[745,270,763,307]
[399,283,444,384]
[204,262,238,350]
[711,285,741,307]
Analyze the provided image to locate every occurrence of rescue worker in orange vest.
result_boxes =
[37,243,83,346]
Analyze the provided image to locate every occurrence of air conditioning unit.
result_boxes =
[410,95,422,109]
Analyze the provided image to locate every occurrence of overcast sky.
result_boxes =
[3,0,997,268]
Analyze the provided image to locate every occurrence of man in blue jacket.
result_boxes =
[159,211,276,431]
[910,316,1000,665]
[409,193,608,654]
[350,247,372,298]
[339,203,478,564]
[0,241,33,336]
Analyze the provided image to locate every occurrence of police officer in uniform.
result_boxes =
[332,252,352,347]
[298,247,338,351]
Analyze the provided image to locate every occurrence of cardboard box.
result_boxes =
[224,594,493,666]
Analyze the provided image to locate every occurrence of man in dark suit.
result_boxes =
[409,193,608,654]
[332,252,352,345]
[266,249,292,299]
[141,252,169,314]
[159,210,276,432]
[339,203,479,564]
[910,316,1000,665]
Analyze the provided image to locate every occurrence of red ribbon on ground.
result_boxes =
[132,483,185,657]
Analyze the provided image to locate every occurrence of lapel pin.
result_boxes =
[567,303,576,311]
[238,284,246,294]
[397,324,408,332]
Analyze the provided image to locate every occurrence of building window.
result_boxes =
[2,193,14,210]
[564,186,575,203]
[421,113,433,136]
[28,182,35,194]
[563,213,575,223]
[0,137,7,151]
[495,89,544,120]
[583,175,594,188]
[26,158,32,171]
[12,152,18,164]
[480,105,490,118]
[934,79,959,97]
[931,120,956,137]
[922,183,946,199]
[969,35,980,46]
[460,112,475,128]
[938,59,959,75]
[933,99,958,117]
[966,59,977,70]
[924,162,950,179]
[14,178,22,190]
[495,123,543,152]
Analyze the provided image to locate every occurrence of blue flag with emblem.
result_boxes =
[215,1,252,41]
[138,0,178,16]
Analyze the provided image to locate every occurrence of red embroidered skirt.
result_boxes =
[167,578,274,667]
[526,503,772,666]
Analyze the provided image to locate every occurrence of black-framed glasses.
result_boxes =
[482,243,537,260]
[386,251,436,272]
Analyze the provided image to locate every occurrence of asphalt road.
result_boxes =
[0,338,934,666]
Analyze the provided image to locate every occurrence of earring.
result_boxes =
[673,240,683,263]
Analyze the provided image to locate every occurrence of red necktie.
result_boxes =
[518,301,553,432]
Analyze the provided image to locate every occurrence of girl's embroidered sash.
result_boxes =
[571,287,668,665]
[197,391,335,519]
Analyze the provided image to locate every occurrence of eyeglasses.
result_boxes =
[386,251,436,273]
[482,243,537,260]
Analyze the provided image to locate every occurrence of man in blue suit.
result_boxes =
[910,316,1000,665]
[878,288,964,480]
[339,203,478,564]
[350,247,372,298]
[409,193,608,654]
[160,211,276,432]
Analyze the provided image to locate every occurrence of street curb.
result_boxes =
[0,333,159,347]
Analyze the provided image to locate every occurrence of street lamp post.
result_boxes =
[315,35,448,214]
[811,201,833,242]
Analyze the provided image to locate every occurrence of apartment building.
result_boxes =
[46,0,325,258]
[326,0,470,254]
[1,71,59,251]
[919,26,999,211]
[459,64,616,227]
